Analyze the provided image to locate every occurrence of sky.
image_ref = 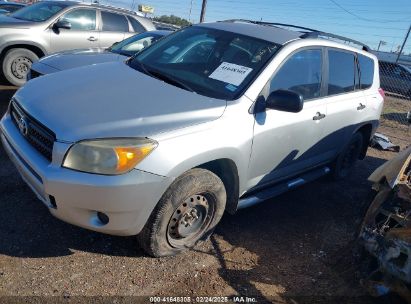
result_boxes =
[96,0,411,54]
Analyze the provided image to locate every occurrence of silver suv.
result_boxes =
[0,21,384,257]
[0,0,155,86]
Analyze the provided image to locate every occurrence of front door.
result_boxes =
[248,48,328,190]
[49,8,98,53]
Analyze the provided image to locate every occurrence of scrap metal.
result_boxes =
[359,146,411,300]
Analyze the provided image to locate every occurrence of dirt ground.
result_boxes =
[0,79,409,303]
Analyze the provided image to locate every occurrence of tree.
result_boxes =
[153,15,191,27]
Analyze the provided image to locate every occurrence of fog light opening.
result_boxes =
[97,212,109,225]
[49,195,57,209]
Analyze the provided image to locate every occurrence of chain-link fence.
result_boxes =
[379,60,411,101]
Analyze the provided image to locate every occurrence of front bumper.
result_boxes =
[0,112,172,236]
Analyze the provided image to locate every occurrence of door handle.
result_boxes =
[357,103,366,110]
[87,36,98,41]
[313,112,326,121]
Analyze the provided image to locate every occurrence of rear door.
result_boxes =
[248,48,328,188]
[98,10,130,48]
[359,54,384,121]
[320,48,368,157]
[49,8,99,53]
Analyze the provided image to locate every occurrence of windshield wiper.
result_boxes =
[146,68,195,93]
[130,59,151,76]
[116,50,133,57]
[129,60,195,93]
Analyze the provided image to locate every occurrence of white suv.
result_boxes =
[0,20,384,257]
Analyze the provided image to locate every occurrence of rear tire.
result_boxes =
[331,132,364,180]
[137,168,226,257]
[2,48,39,86]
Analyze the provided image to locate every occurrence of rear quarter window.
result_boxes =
[128,17,145,33]
[358,54,374,89]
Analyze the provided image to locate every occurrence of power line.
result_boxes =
[328,0,410,23]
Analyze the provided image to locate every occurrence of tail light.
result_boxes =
[378,88,385,98]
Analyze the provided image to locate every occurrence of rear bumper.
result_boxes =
[0,113,172,236]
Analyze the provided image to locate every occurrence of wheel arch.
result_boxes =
[196,158,240,215]
[354,123,373,160]
[0,43,46,60]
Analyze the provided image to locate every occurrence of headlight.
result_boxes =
[63,138,157,175]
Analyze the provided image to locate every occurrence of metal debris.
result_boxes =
[359,146,411,300]
[370,132,401,152]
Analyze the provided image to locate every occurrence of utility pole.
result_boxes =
[189,0,194,23]
[377,40,386,51]
[396,24,411,63]
[200,0,207,23]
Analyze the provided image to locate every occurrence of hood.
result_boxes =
[15,61,227,142]
[38,48,127,72]
[0,14,36,28]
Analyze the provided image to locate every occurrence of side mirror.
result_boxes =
[54,20,71,30]
[266,89,304,113]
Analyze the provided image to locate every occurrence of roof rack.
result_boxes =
[300,32,371,52]
[89,3,139,15]
[222,19,319,32]
[220,19,371,52]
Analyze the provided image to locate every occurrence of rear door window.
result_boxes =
[358,54,374,89]
[327,50,356,95]
[269,49,323,101]
[101,11,129,32]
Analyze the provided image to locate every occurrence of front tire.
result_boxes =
[331,132,364,180]
[2,48,39,86]
[137,168,227,257]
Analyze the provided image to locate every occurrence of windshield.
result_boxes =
[129,26,281,100]
[110,32,164,57]
[10,2,67,22]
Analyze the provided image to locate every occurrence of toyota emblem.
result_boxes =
[18,117,28,137]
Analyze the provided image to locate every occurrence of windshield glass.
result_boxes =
[110,32,164,57]
[129,26,281,100]
[10,2,67,22]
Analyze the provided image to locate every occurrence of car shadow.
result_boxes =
[202,154,389,302]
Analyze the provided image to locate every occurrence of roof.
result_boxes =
[197,21,301,45]
[42,1,140,16]
[197,20,370,51]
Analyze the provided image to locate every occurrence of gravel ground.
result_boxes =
[0,80,409,303]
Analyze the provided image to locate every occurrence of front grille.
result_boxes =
[10,100,55,161]
[29,69,42,80]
